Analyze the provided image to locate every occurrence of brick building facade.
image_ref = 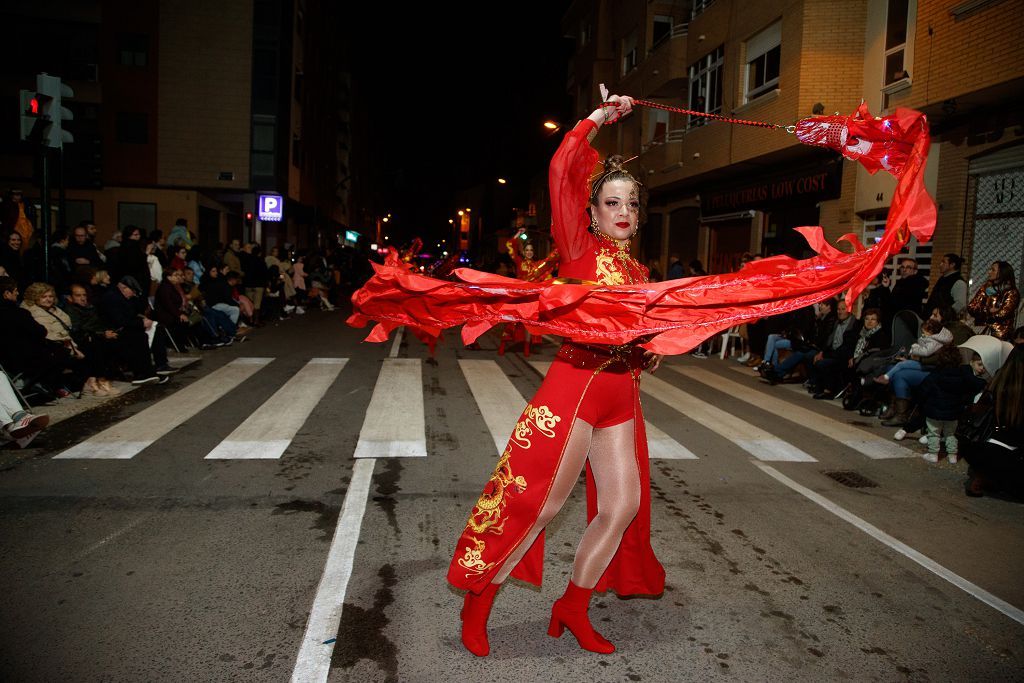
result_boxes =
[563,0,1024,304]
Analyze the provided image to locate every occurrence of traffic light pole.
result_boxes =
[58,145,66,234]
[40,147,51,284]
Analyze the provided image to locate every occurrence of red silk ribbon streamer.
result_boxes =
[348,104,936,355]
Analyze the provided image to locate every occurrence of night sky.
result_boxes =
[346,3,573,240]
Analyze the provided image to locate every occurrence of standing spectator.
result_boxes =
[48,228,73,295]
[112,226,149,295]
[223,238,244,276]
[666,254,685,280]
[265,245,297,302]
[186,247,205,284]
[891,257,929,316]
[292,254,308,305]
[241,243,268,324]
[145,239,163,295]
[166,218,194,252]
[1,232,25,287]
[1,189,35,250]
[862,270,893,326]
[967,261,1020,340]
[148,229,168,267]
[67,224,103,270]
[917,345,985,464]
[925,253,967,315]
[688,260,707,277]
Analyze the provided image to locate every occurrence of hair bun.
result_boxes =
[603,155,626,173]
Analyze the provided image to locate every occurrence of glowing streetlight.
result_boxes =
[465,208,471,212]
[382,216,389,223]
[497,178,507,184]
[543,120,560,130]
[457,210,464,216]
[448,218,454,224]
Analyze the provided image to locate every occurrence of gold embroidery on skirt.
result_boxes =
[465,446,527,535]
[510,403,561,449]
[458,538,495,577]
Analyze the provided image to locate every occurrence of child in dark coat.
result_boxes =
[918,345,986,463]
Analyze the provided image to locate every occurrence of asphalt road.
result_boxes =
[1,309,1022,682]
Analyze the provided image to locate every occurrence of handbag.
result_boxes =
[955,392,995,445]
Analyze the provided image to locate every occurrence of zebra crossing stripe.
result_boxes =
[352,358,426,458]
[205,358,348,459]
[640,372,817,462]
[675,366,912,459]
[528,361,699,460]
[53,358,273,460]
[459,360,529,454]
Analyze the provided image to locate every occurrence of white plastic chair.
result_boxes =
[718,325,743,359]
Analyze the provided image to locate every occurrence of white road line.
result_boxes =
[353,358,426,458]
[674,366,912,459]
[389,326,404,359]
[205,358,348,459]
[290,457,376,682]
[54,358,273,459]
[459,360,528,454]
[641,373,817,462]
[754,463,1024,626]
[529,361,698,460]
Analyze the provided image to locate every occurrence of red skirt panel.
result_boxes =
[447,352,665,597]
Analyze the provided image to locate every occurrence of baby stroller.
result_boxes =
[843,309,921,415]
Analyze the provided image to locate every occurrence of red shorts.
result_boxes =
[548,358,635,428]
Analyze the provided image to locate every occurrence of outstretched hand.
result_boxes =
[596,83,635,124]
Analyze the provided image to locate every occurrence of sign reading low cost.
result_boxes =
[258,194,284,222]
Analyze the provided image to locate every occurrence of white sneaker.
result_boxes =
[736,352,751,363]
[295,306,306,315]
[947,453,959,465]
[918,435,928,445]
[922,452,938,463]
[893,428,907,441]
[692,351,708,359]
[283,305,295,313]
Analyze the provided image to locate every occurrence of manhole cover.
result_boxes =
[823,470,878,488]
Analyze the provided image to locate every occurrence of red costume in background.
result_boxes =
[349,103,937,596]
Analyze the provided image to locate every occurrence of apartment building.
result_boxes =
[0,0,360,250]
[563,0,1024,291]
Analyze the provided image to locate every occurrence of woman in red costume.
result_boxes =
[349,96,937,656]
[453,93,664,657]
[499,228,559,355]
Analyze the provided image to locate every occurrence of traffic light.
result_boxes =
[19,89,42,141]
[33,73,75,149]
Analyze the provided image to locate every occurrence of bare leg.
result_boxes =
[490,417,595,584]
[570,419,640,589]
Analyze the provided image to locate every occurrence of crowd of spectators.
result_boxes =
[1,213,368,447]
[725,252,1022,494]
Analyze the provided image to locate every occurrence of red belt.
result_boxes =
[556,341,647,373]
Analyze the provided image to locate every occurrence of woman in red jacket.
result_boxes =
[453,94,664,657]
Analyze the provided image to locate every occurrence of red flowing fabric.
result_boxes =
[349,104,935,353]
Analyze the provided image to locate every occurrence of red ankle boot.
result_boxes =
[460,581,500,656]
[547,580,615,654]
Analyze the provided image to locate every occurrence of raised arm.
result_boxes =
[548,95,634,262]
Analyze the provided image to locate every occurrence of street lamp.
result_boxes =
[458,210,464,216]
[497,178,507,184]
[543,120,560,131]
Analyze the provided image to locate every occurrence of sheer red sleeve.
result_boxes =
[549,119,599,262]
[505,238,522,268]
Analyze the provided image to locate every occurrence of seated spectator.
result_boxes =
[875,318,952,385]
[963,345,1023,497]
[762,299,837,384]
[929,305,973,346]
[0,277,74,399]
[807,299,862,399]
[65,284,120,395]
[168,245,188,271]
[186,247,205,284]
[1,369,48,447]
[967,261,1020,341]
[917,344,985,464]
[200,265,240,324]
[154,268,191,346]
[20,282,107,395]
[97,276,173,384]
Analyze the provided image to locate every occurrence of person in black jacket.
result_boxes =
[764,300,837,383]
[963,345,1024,496]
[808,299,862,399]
[1,231,26,287]
[111,226,150,302]
[891,257,929,316]
[199,265,241,325]
[97,277,171,384]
